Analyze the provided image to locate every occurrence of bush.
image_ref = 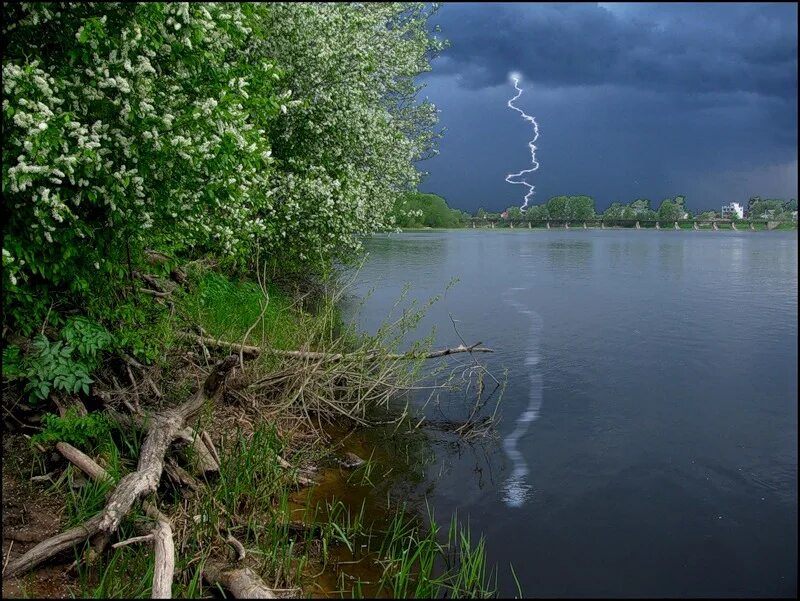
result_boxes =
[3,3,444,334]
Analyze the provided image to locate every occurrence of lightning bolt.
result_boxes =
[505,72,539,211]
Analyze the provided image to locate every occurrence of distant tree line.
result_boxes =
[391,193,797,230]
[392,191,471,228]
[486,194,797,222]
[746,197,797,221]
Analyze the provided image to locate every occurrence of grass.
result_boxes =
[178,268,309,351]
[338,503,497,599]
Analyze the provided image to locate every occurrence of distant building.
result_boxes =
[721,202,744,219]
[500,210,509,219]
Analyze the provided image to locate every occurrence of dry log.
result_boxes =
[176,428,219,475]
[55,442,113,483]
[54,396,89,418]
[203,561,277,599]
[59,445,176,599]
[183,333,493,362]
[4,356,238,580]
[225,533,246,562]
[151,518,175,599]
[163,459,201,491]
[112,534,154,549]
[200,431,222,467]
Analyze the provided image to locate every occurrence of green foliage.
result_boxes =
[2,2,445,335]
[62,316,114,359]
[696,210,718,220]
[657,199,683,222]
[4,317,112,402]
[178,268,305,350]
[505,206,523,220]
[524,204,549,221]
[748,198,796,220]
[31,407,111,448]
[393,191,466,228]
[539,195,596,220]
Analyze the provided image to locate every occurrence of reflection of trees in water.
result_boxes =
[608,239,649,270]
[658,240,686,280]
[546,240,593,270]
[364,234,447,267]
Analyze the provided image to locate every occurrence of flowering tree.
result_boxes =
[2,2,444,332]
[254,3,444,265]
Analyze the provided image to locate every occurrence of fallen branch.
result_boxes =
[163,459,201,492]
[112,533,154,549]
[203,560,278,599]
[4,355,238,580]
[225,533,246,562]
[176,427,219,475]
[183,333,493,362]
[55,442,113,483]
[200,430,222,468]
[151,517,175,599]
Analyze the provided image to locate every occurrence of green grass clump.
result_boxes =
[179,269,308,350]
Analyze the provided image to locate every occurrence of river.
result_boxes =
[343,229,797,598]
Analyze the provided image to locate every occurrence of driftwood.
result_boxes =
[47,442,174,598]
[55,442,112,483]
[204,561,278,599]
[4,356,238,582]
[176,427,219,475]
[184,333,493,362]
[151,517,175,599]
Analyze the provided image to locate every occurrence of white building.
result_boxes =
[721,202,744,219]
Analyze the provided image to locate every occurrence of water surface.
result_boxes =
[344,229,797,598]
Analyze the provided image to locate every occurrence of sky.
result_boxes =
[415,2,798,214]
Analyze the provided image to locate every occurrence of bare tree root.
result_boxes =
[3,355,238,581]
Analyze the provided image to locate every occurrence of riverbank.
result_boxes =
[1,262,500,599]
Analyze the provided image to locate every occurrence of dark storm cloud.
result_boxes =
[416,3,798,213]
[431,3,797,99]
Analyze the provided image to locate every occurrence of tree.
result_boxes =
[696,211,718,220]
[673,195,688,217]
[393,192,463,228]
[603,202,625,220]
[525,204,549,220]
[506,206,523,221]
[570,196,596,220]
[630,199,651,214]
[749,199,786,219]
[657,199,682,222]
[546,196,570,219]
[2,2,446,333]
